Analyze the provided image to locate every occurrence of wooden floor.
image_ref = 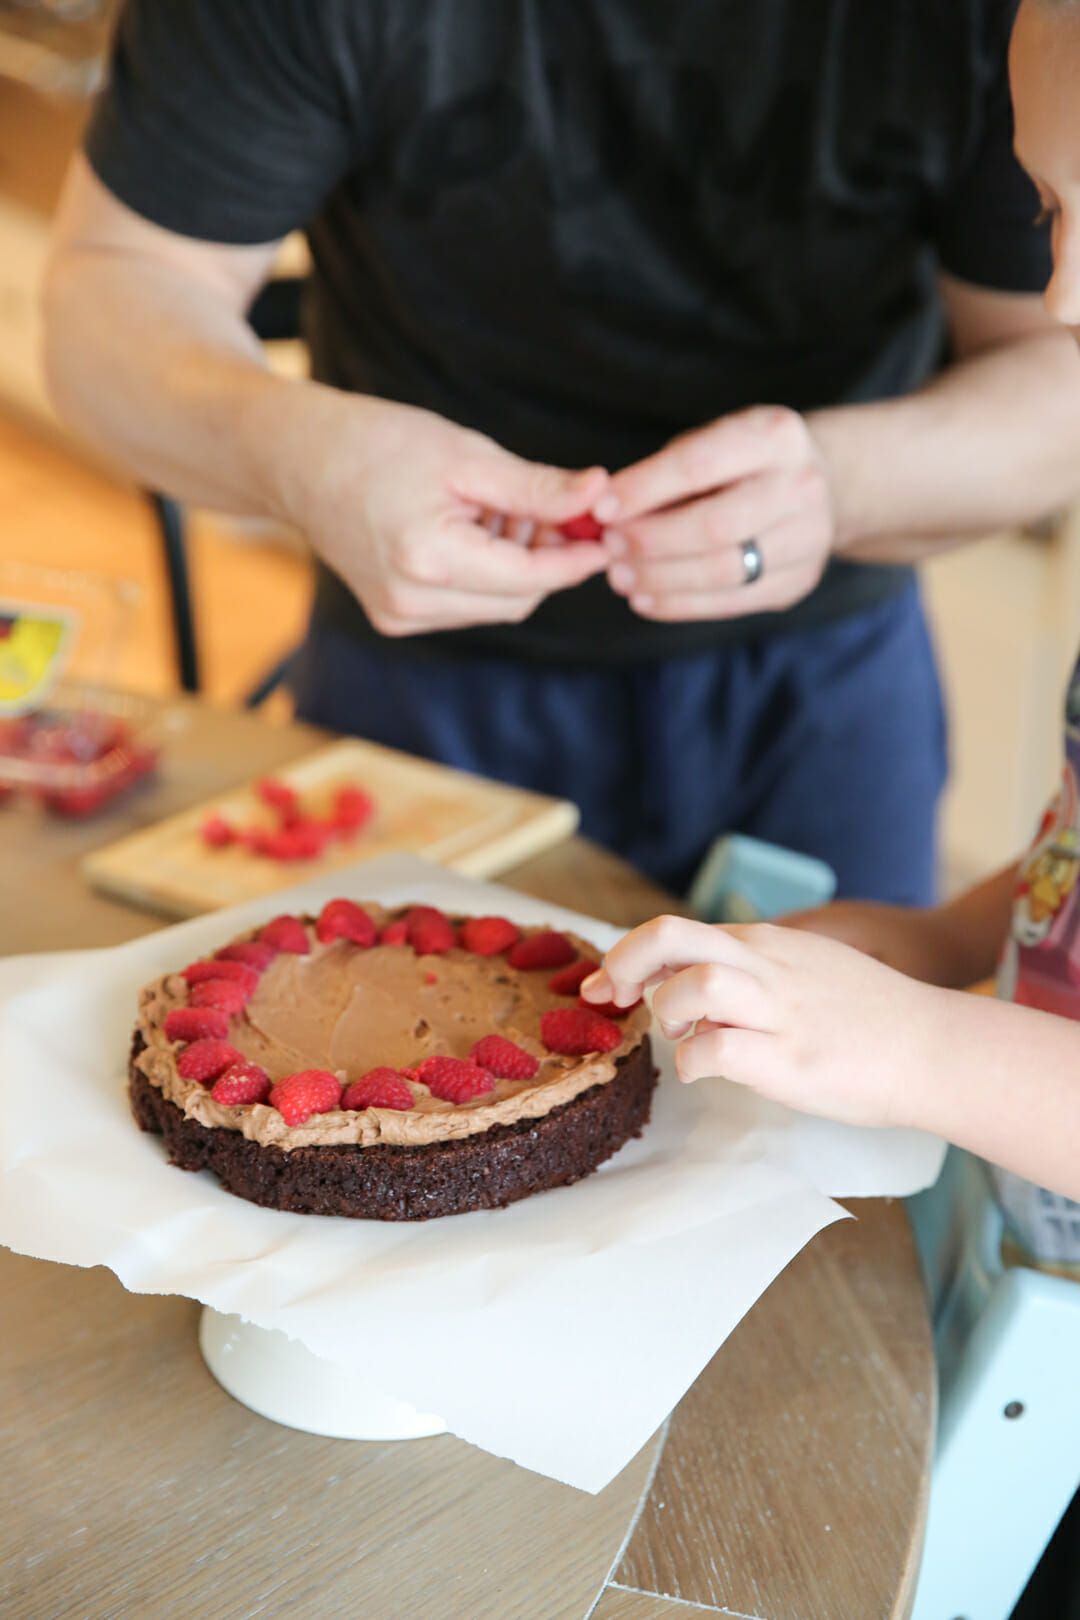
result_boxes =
[0,411,313,706]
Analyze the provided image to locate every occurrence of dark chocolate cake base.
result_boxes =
[129,1036,657,1221]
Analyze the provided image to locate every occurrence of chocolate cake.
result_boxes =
[130,899,657,1220]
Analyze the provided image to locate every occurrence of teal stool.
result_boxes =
[688,833,836,922]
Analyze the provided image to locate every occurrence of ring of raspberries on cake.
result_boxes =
[130,900,658,1220]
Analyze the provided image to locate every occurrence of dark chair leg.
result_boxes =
[244,649,297,709]
[149,491,200,693]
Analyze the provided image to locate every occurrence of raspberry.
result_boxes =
[407,905,457,955]
[215,941,278,971]
[182,959,260,996]
[577,993,642,1018]
[469,1034,539,1081]
[423,970,437,984]
[210,1061,272,1106]
[331,785,375,834]
[415,1055,494,1103]
[260,915,310,954]
[316,898,376,948]
[547,958,598,995]
[460,915,521,956]
[541,1007,623,1056]
[379,918,410,945]
[508,930,576,971]
[201,814,237,848]
[558,513,604,542]
[189,979,249,1015]
[269,1069,343,1126]
[163,1007,229,1043]
[256,776,302,821]
[176,1038,244,1083]
[252,819,330,861]
[342,1068,414,1111]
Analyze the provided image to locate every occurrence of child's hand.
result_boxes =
[581,915,947,1129]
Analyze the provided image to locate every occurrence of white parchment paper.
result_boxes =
[0,855,946,1492]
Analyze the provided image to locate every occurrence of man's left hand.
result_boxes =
[596,405,836,622]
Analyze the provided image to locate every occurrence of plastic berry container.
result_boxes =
[0,683,162,817]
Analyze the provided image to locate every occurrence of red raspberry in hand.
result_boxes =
[201,814,237,849]
[216,941,278,971]
[508,930,576,971]
[541,1007,622,1056]
[460,915,521,956]
[163,1007,229,1043]
[182,959,260,996]
[316,898,376,948]
[415,1055,494,1103]
[210,1061,272,1106]
[547,958,598,995]
[342,1068,414,1111]
[379,917,410,945]
[407,905,457,955]
[270,1069,343,1126]
[189,979,249,1015]
[557,513,604,542]
[260,915,310,955]
[469,1035,539,1081]
[177,1038,245,1083]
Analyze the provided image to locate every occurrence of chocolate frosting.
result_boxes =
[134,905,650,1151]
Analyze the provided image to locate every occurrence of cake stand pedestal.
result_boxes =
[199,1308,447,1441]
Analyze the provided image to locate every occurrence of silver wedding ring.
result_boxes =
[739,538,763,586]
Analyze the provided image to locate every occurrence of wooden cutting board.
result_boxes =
[81,737,579,919]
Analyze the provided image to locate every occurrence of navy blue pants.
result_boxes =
[289,582,947,904]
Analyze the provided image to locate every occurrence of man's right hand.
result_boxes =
[286,393,610,636]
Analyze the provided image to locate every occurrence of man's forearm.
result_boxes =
[808,329,1080,560]
[43,243,298,516]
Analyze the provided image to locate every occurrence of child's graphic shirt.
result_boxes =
[994,654,1080,1266]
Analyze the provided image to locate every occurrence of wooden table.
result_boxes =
[0,700,935,1620]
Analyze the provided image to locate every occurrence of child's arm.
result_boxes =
[582,915,1080,1200]
[781,862,1020,987]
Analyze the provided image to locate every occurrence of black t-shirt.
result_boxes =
[86,0,1050,665]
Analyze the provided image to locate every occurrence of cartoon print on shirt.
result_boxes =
[999,658,1080,1008]
[1012,794,1080,947]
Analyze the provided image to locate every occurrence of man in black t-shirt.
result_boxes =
[43,0,1080,897]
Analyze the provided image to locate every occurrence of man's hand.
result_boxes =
[594,406,836,622]
[582,914,947,1129]
[261,392,612,637]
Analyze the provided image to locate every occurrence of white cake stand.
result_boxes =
[199,1308,447,1441]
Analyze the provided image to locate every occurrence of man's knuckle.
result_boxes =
[676,433,715,483]
[795,462,828,504]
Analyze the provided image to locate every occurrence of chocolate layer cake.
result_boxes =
[130,900,657,1220]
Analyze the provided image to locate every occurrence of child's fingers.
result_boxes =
[593,915,760,1004]
[674,1024,776,1086]
[652,964,774,1040]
